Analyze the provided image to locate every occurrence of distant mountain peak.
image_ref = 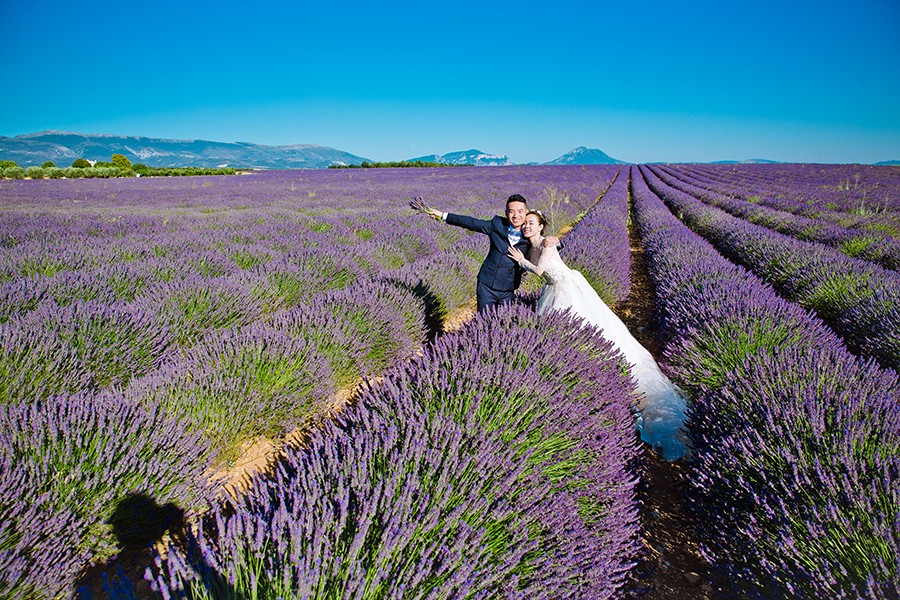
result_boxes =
[406,149,512,166]
[545,147,625,165]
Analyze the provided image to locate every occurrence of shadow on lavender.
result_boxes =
[107,493,184,551]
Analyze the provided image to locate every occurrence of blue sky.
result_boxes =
[2,0,898,164]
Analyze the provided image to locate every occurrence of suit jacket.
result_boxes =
[446,213,529,292]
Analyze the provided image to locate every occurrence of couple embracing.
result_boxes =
[411,193,690,461]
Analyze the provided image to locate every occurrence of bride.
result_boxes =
[509,210,690,461]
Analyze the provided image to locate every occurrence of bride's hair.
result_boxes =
[527,209,549,229]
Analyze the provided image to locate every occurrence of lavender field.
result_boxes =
[1,164,898,599]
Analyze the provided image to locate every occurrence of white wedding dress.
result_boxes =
[530,244,690,461]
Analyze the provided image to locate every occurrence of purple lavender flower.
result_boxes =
[0,391,214,598]
[146,304,641,598]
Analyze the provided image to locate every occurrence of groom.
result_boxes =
[412,194,558,313]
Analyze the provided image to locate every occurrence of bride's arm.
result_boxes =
[508,245,544,276]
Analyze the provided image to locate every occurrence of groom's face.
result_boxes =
[506,201,527,229]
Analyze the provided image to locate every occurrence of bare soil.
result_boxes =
[619,217,725,599]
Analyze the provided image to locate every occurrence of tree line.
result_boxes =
[328,160,473,169]
[0,154,238,179]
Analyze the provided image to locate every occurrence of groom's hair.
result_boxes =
[506,194,527,208]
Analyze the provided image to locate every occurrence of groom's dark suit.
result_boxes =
[445,213,530,312]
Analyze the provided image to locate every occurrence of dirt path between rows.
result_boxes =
[619,213,725,599]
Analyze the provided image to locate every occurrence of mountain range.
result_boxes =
[0,132,631,169]
[1,132,895,169]
[0,132,370,170]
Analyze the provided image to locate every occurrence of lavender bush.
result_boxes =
[241,248,365,312]
[665,163,900,222]
[653,164,900,270]
[271,278,428,383]
[0,317,92,404]
[34,300,173,387]
[0,391,214,598]
[137,274,266,348]
[560,166,632,305]
[631,166,900,598]
[691,345,899,598]
[382,242,482,326]
[126,320,334,464]
[641,166,900,372]
[146,304,641,599]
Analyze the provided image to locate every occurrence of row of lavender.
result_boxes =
[555,166,633,305]
[2,166,613,406]
[654,164,900,270]
[0,166,621,598]
[141,164,639,599]
[145,304,642,599]
[631,165,899,598]
[669,163,900,220]
[2,166,605,323]
[640,165,900,374]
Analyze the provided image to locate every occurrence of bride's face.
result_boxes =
[521,214,544,238]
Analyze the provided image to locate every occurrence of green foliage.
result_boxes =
[84,167,120,178]
[672,317,817,394]
[840,236,876,257]
[6,157,236,179]
[3,166,26,179]
[329,160,473,169]
[111,153,132,169]
[798,271,875,321]
[0,328,91,405]
[307,221,332,233]
[24,166,44,179]
[138,166,238,177]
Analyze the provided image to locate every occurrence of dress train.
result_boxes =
[533,246,689,460]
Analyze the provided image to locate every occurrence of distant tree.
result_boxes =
[72,158,91,168]
[25,166,44,179]
[111,154,131,168]
[47,167,65,179]
[3,166,26,179]
[42,160,56,168]
[111,154,134,176]
[0,159,18,170]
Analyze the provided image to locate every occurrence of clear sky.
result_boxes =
[2,0,898,164]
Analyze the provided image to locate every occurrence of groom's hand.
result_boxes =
[410,196,443,221]
[543,236,560,248]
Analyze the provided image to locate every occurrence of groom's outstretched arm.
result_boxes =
[410,197,491,233]
[444,212,493,235]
